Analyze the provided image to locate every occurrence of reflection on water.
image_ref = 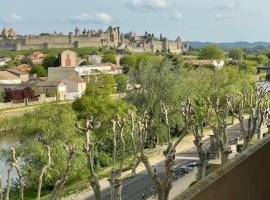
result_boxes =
[0,132,20,187]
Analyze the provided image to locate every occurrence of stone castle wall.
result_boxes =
[0,26,185,53]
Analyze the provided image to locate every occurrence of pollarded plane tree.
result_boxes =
[75,116,102,200]
[228,87,269,151]
[189,98,212,181]
[137,101,192,200]
[108,113,140,200]
[10,148,24,200]
[209,97,232,165]
[50,144,76,200]
[36,145,51,200]
[1,144,76,200]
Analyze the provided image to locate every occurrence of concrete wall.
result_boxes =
[47,67,78,81]
[0,95,56,110]
[173,135,270,200]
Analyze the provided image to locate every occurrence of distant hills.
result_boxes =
[187,41,270,51]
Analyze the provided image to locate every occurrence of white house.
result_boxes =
[63,76,86,100]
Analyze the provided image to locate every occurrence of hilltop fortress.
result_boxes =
[0,26,189,53]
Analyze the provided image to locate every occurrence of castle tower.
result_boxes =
[162,37,169,51]
[69,32,73,43]
[176,36,182,49]
[75,27,80,37]
[1,28,9,38]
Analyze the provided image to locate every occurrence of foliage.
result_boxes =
[31,65,46,77]
[42,55,59,69]
[3,87,35,102]
[199,45,225,60]
[97,152,112,167]
[245,54,268,65]
[16,104,86,189]
[87,74,115,96]
[73,74,134,168]
[127,59,185,146]
[101,54,116,64]
[120,55,138,74]
[228,48,244,60]
[238,61,257,73]
[180,66,255,99]
[114,74,127,93]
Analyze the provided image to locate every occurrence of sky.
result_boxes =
[0,0,269,42]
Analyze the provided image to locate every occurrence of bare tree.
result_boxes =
[50,144,76,200]
[75,116,101,200]
[209,97,232,165]
[108,113,140,200]
[228,88,268,151]
[256,94,269,140]
[189,99,212,181]
[10,147,24,200]
[36,145,51,200]
[137,102,191,200]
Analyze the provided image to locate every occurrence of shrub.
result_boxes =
[98,152,112,167]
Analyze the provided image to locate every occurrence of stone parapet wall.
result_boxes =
[173,135,270,200]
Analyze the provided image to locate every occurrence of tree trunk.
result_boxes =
[4,167,11,200]
[110,177,123,200]
[89,177,102,200]
[14,166,24,200]
[221,149,231,165]
[36,146,51,200]
[50,145,76,200]
[257,127,262,140]
[157,185,170,200]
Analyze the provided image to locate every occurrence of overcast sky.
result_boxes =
[0,0,269,42]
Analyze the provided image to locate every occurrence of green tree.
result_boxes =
[114,74,127,93]
[42,55,59,69]
[72,74,134,169]
[120,55,138,74]
[228,48,244,60]
[102,54,116,64]
[246,54,268,65]
[15,104,86,189]
[199,45,225,60]
[256,54,268,65]
[31,65,46,77]
[127,59,185,147]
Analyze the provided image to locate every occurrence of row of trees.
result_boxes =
[0,57,264,200]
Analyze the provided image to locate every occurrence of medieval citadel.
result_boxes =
[0,26,189,53]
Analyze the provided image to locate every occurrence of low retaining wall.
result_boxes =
[0,96,56,110]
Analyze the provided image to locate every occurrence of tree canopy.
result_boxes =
[199,45,225,60]
[228,48,244,60]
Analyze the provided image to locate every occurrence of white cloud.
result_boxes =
[171,13,183,20]
[68,12,111,24]
[216,2,238,10]
[0,14,23,25]
[127,0,169,11]
[96,12,111,24]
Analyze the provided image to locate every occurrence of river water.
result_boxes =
[0,132,20,187]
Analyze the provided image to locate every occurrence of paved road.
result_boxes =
[85,122,243,200]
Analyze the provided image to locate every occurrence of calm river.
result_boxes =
[0,132,20,187]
